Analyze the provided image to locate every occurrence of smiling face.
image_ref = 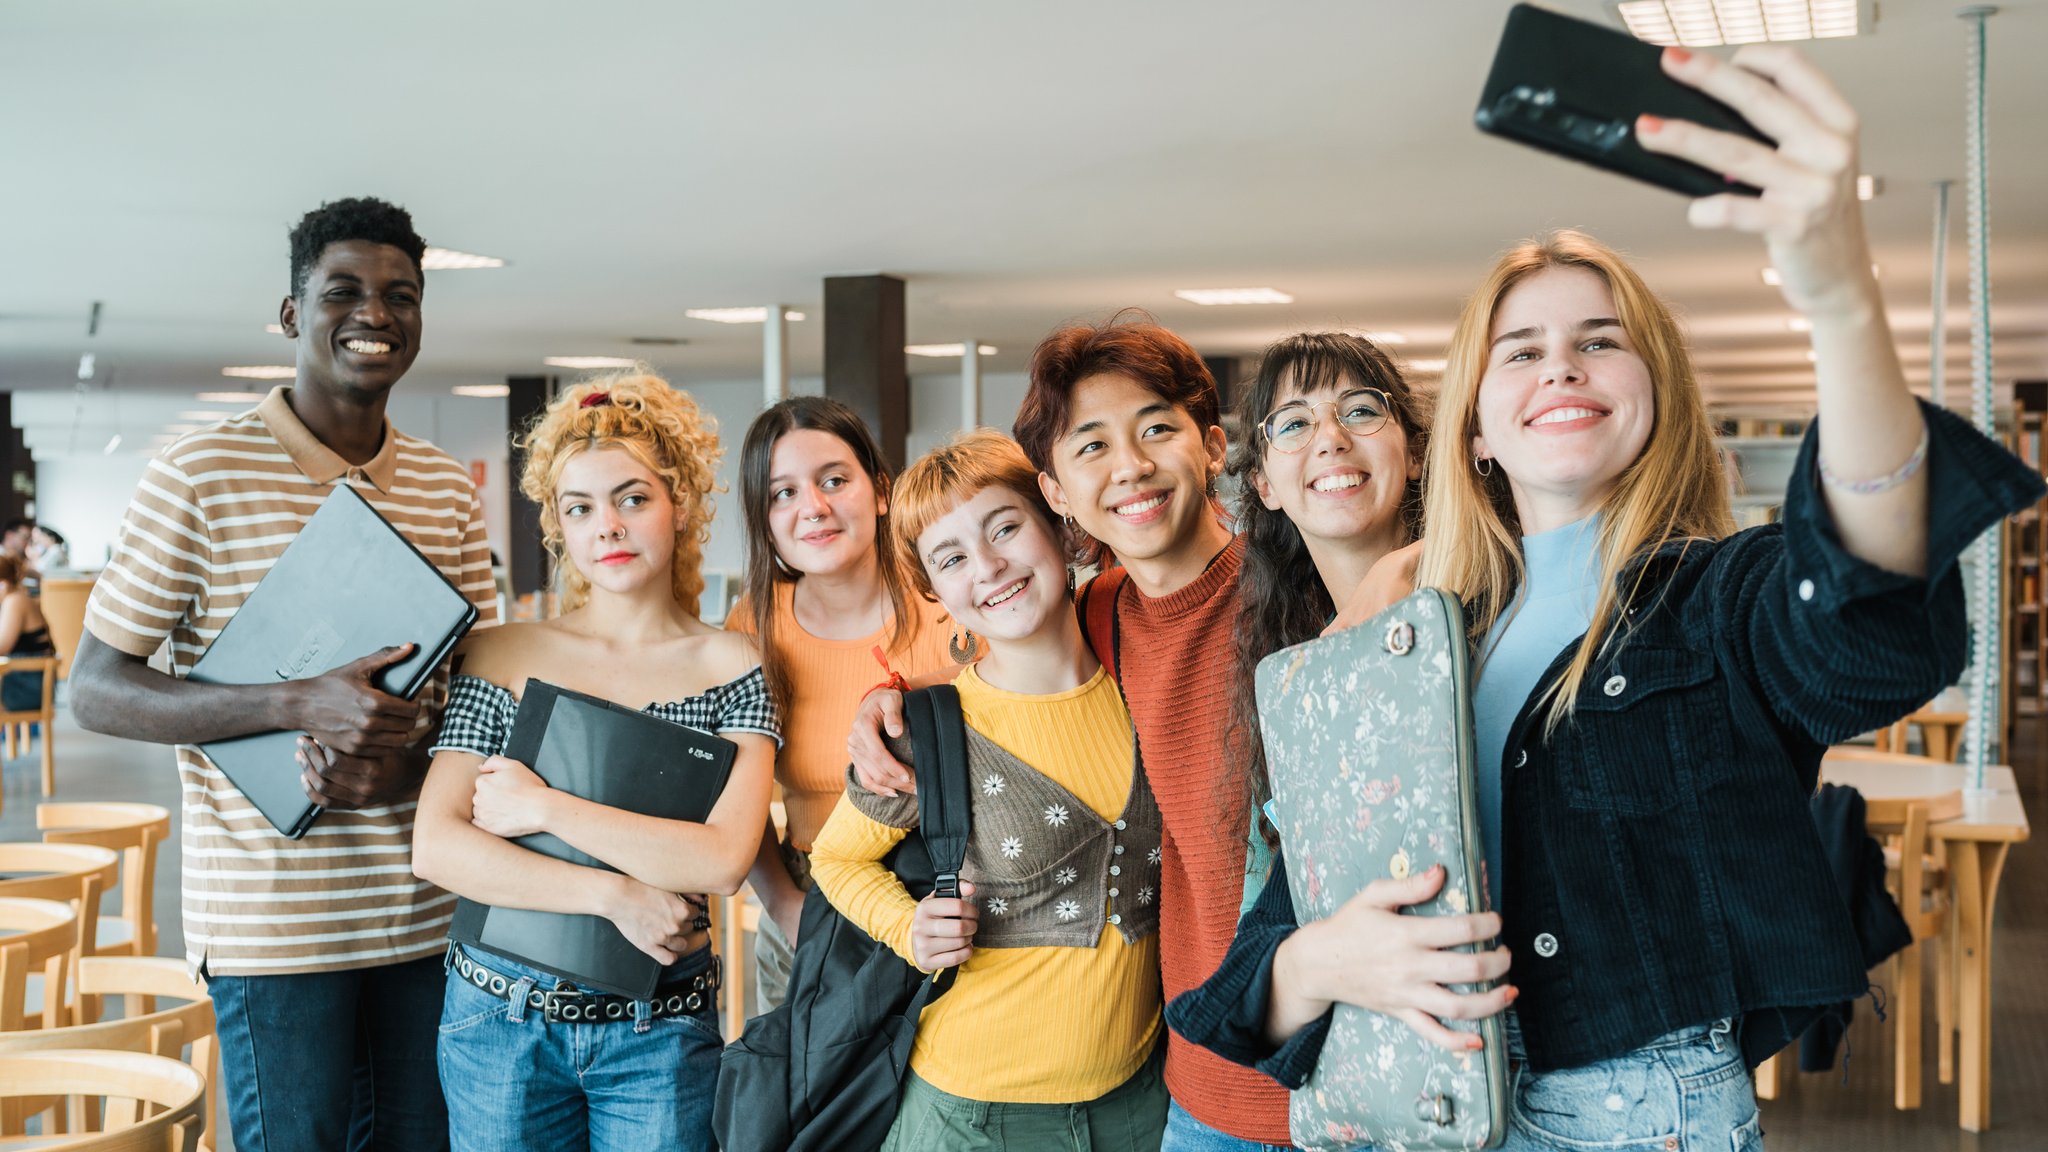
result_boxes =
[553,444,684,600]
[765,428,885,579]
[1252,376,1417,553]
[916,484,1069,646]
[279,239,423,402]
[1038,372,1227,569]
[1472,265,1655,533]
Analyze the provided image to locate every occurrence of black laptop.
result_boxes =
[187,484,480,838]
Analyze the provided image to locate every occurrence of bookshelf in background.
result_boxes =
[2009,382,2048,743]
[1716,416,1807,530]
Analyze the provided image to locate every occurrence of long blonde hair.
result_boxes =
[519,368,723,615]
[1417,231,1733,736]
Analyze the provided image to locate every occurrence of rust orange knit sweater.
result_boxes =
[1088,535,1290,1143]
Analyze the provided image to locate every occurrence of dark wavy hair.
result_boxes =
[738,396,920,719]
[288,197,427,298]
[1013,311,1220,568]
[1229,333,1429,845]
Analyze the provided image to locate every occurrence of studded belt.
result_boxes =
[449,945,720,1025]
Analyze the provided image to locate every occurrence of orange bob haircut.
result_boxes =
[890,430,1061,600]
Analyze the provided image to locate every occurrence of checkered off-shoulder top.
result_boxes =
[430,667,783,759]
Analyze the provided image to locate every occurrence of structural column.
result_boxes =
[505,375,553,599]
[763,304,790,407]
[960,340,982,431]
[824,275,908,471]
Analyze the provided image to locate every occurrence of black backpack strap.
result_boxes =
[905,684,973,996]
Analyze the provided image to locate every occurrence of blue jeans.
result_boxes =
[437,946,722,1152]
[208,953,451,1152]
[1161,1099,1297,1152]
[1505,1019,1764,1151]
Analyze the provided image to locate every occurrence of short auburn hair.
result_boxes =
[1013,313,1220,566]
[890,430,1059,600]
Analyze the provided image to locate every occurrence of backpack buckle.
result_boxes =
[933,872,960,900]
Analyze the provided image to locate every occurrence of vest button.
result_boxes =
[1109,888,1119,898]
[1113,819,1126,830]
[1110,866,1120,876]
[1603,675,1626,697]
[1114,845,1124,855]
[1108,914,1121,926]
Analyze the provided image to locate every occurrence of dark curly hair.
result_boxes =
[288,197,427,298]
[1228,332,1428,847]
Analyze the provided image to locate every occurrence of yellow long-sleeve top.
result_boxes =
[808,664,1163,1104]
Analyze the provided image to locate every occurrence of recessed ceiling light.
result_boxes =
[1345,330,1408,345]
[542,356,639,369]
[1405,358,1449,374]
[1787,317,1813,332]
[1173,288,1294,306]
[221,366,295,379]
[906,344,998,357]
[421,247,507,270]
[453,384,512,398]
[196,391,265,403]
[1612,1,1870,47]
[264,323,285,335]
[1856,174,1881,201]
[685,307,807,324]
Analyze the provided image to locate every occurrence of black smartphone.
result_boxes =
[1474,3,1771,197]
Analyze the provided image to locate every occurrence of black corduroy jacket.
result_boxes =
[1167,401,2046,1078]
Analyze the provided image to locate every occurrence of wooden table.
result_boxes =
[1821,755,2029,1132]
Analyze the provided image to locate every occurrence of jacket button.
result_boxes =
[1798,578,1815,602]
[1110,866,1121,876]
[1534,932,1559,958]
[1603,675,1626,697]
[1514,750,1528,768]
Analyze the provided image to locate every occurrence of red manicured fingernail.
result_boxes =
[1665,46,1693,65]
[1505,986,1521,1002]
[1638,114,1666,134]
[1469,1036,1485,1050]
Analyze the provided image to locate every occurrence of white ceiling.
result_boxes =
[4,0,2046,448]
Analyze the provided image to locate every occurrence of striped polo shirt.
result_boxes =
[86,386,498,976]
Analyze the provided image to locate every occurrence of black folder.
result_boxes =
[449,679,737,999]
[187,484,480,838]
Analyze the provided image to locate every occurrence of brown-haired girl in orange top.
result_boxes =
[0,555,53,712]
[412,369,778,1152]
[726,396,960,1014]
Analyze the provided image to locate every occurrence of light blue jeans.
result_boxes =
[1161,1099,1298,1152]
[1505,1019,1763,1151]
[436,946,722,1152]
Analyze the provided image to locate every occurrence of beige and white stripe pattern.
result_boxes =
[86,386,498,976]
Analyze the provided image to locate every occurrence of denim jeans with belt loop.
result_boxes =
[1503,1014,1764,1152]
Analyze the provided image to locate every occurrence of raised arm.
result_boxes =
[1644,45,1925,574]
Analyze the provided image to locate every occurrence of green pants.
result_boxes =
[880,1046,1166,1152]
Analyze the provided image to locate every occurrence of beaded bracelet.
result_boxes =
[1818,420,1930,494]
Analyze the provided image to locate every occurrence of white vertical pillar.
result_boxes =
[1930,180,1953,410]
[960,341,982,431]
[1959,6,1999,782]
[763,305,790,408]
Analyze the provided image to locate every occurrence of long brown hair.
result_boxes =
[518,368,721,615]
[1229,333,1429,844]
[1417,230,1733,737]
[737,396,919,719]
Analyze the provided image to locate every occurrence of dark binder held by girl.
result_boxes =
[449,679,736,999]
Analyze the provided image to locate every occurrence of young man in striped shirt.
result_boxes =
[71,197,498,1152]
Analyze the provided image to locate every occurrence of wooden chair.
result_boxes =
[1874,799,1954,1110]
[0,655,60,800]
[0,898,81,1034]
[0,1049,204,1151]
[0,958,216,1152]
[39,579,96,683]
[0,844,119,1026]
[37,805,173,961]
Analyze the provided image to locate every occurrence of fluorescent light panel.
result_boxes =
[196,391,265,403]
[1612,1,1867,47]
[453,384,512,398]
[543,356,639,369]
[421,247,507,270]
[685,307,807,324]
[264,323,285,334]
[1346,330,1408,345]
[906,344,998,357]
[1856,174,1880,201]
[177,410,237,421]
[1174,288,1294,306]
[221,365,295,379]
[1405,358,1449,373]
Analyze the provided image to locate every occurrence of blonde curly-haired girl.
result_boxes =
[414,368,780,1152]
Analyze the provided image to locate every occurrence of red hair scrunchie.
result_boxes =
[580,391,613,409]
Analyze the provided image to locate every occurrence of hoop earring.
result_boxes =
[948,626,977,665]
[1474,455,1494,477]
